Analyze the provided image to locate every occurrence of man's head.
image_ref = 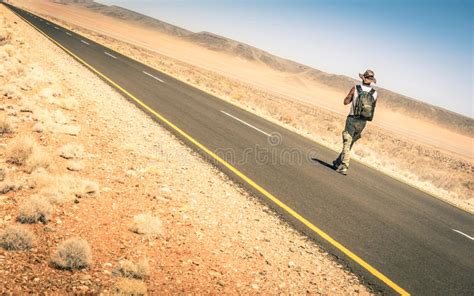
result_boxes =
[359,70,376,85]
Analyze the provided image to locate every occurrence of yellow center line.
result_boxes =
[9,6,409,295]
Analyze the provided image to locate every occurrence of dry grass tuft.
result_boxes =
[51,238,92,270]
[19,102,34,113]
[17,195,53,224]
[6,135,35,165]
[59,143,84,159]
[0,114,13,135]
[114,279,147,296]
[40,186,77,205]
[1,84,18,99]
[57,96,79,111]
[0,225,33,251]
[28,172,94,204]
[25,147,52,173]
[76,179,100,198]
[129,213,162,236]
[51,110,68,125]
[28,168,55,189]
[66,160,84,171]
[0,178,21,194]
[32,122,44,133]
[116,259,150,279]
[40,175,79,204]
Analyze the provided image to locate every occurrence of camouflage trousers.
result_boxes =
[335,116,367,169]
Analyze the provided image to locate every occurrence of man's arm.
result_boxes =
[344,86,355,105]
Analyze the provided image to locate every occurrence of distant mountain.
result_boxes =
[78,1,473,136]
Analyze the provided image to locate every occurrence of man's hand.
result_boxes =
[344,86,355,105]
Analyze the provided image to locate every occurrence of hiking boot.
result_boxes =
[336,165,348,175]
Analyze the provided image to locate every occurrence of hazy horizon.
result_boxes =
[97,0,473,117]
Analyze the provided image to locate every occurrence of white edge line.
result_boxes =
[104,51,117,59]
[452,229,474,240]
[54,26,59,30]
[65,32,72,36]
[221,110,271,137]
[143,71,165,83]
[81,40,90,45]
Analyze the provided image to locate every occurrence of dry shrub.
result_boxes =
[41,175,81,204]
[2,44,15,58]
[114,279,147,296]
[116,259,150,279]
[59,143,84,159]
[0,178,21,194]
[28,172,97,204]
[51,110,68,125]
[0,114,13,135]
[6,135,35,165]
[1,85,20,100]
[32,123,44,133]
[40,186,76,205]
[0,30,11,46]
[0,225,33,251]
[129,214,162,236]
[39,87,62,101]
[57,97,79,111]
[76,179,100,198]
[51,238,92,270]
[50,124,81,136]
[28,168,55,189]
[19,102,34,113]
[67,160,84,171]
[17,195,53,224]
[0,48,8,62]
[25,147,52,173]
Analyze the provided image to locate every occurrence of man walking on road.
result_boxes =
[333,70,378,175]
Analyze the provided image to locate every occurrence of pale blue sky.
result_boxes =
[98,0,473,117]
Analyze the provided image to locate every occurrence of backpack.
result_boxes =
[354,85,376,121]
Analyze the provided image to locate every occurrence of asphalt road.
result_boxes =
[5,4,474,295]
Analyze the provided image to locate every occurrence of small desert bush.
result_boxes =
[1,85,18,100]
[28,168,55,189]
[114,279,147,296]
[51,238,92,270]
[17,195,53,224]
[0,114,13,135]
[25,147,52,173]
[32,122,44,133]
[0,225,33,251]
[129,213,162,236]
[76,179,100,198]
[66,160,84,171]
[0,178,20,194]
[116,259,150,279]
[57,97,79,111]
[59,143,84,159]
[6,135,35,165]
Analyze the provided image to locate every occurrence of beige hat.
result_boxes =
[359,69,376,83]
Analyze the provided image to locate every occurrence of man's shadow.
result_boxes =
[310,157,335,170]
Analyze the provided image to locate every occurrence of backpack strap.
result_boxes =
[356,85,362,93]
[369,88,376,95]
